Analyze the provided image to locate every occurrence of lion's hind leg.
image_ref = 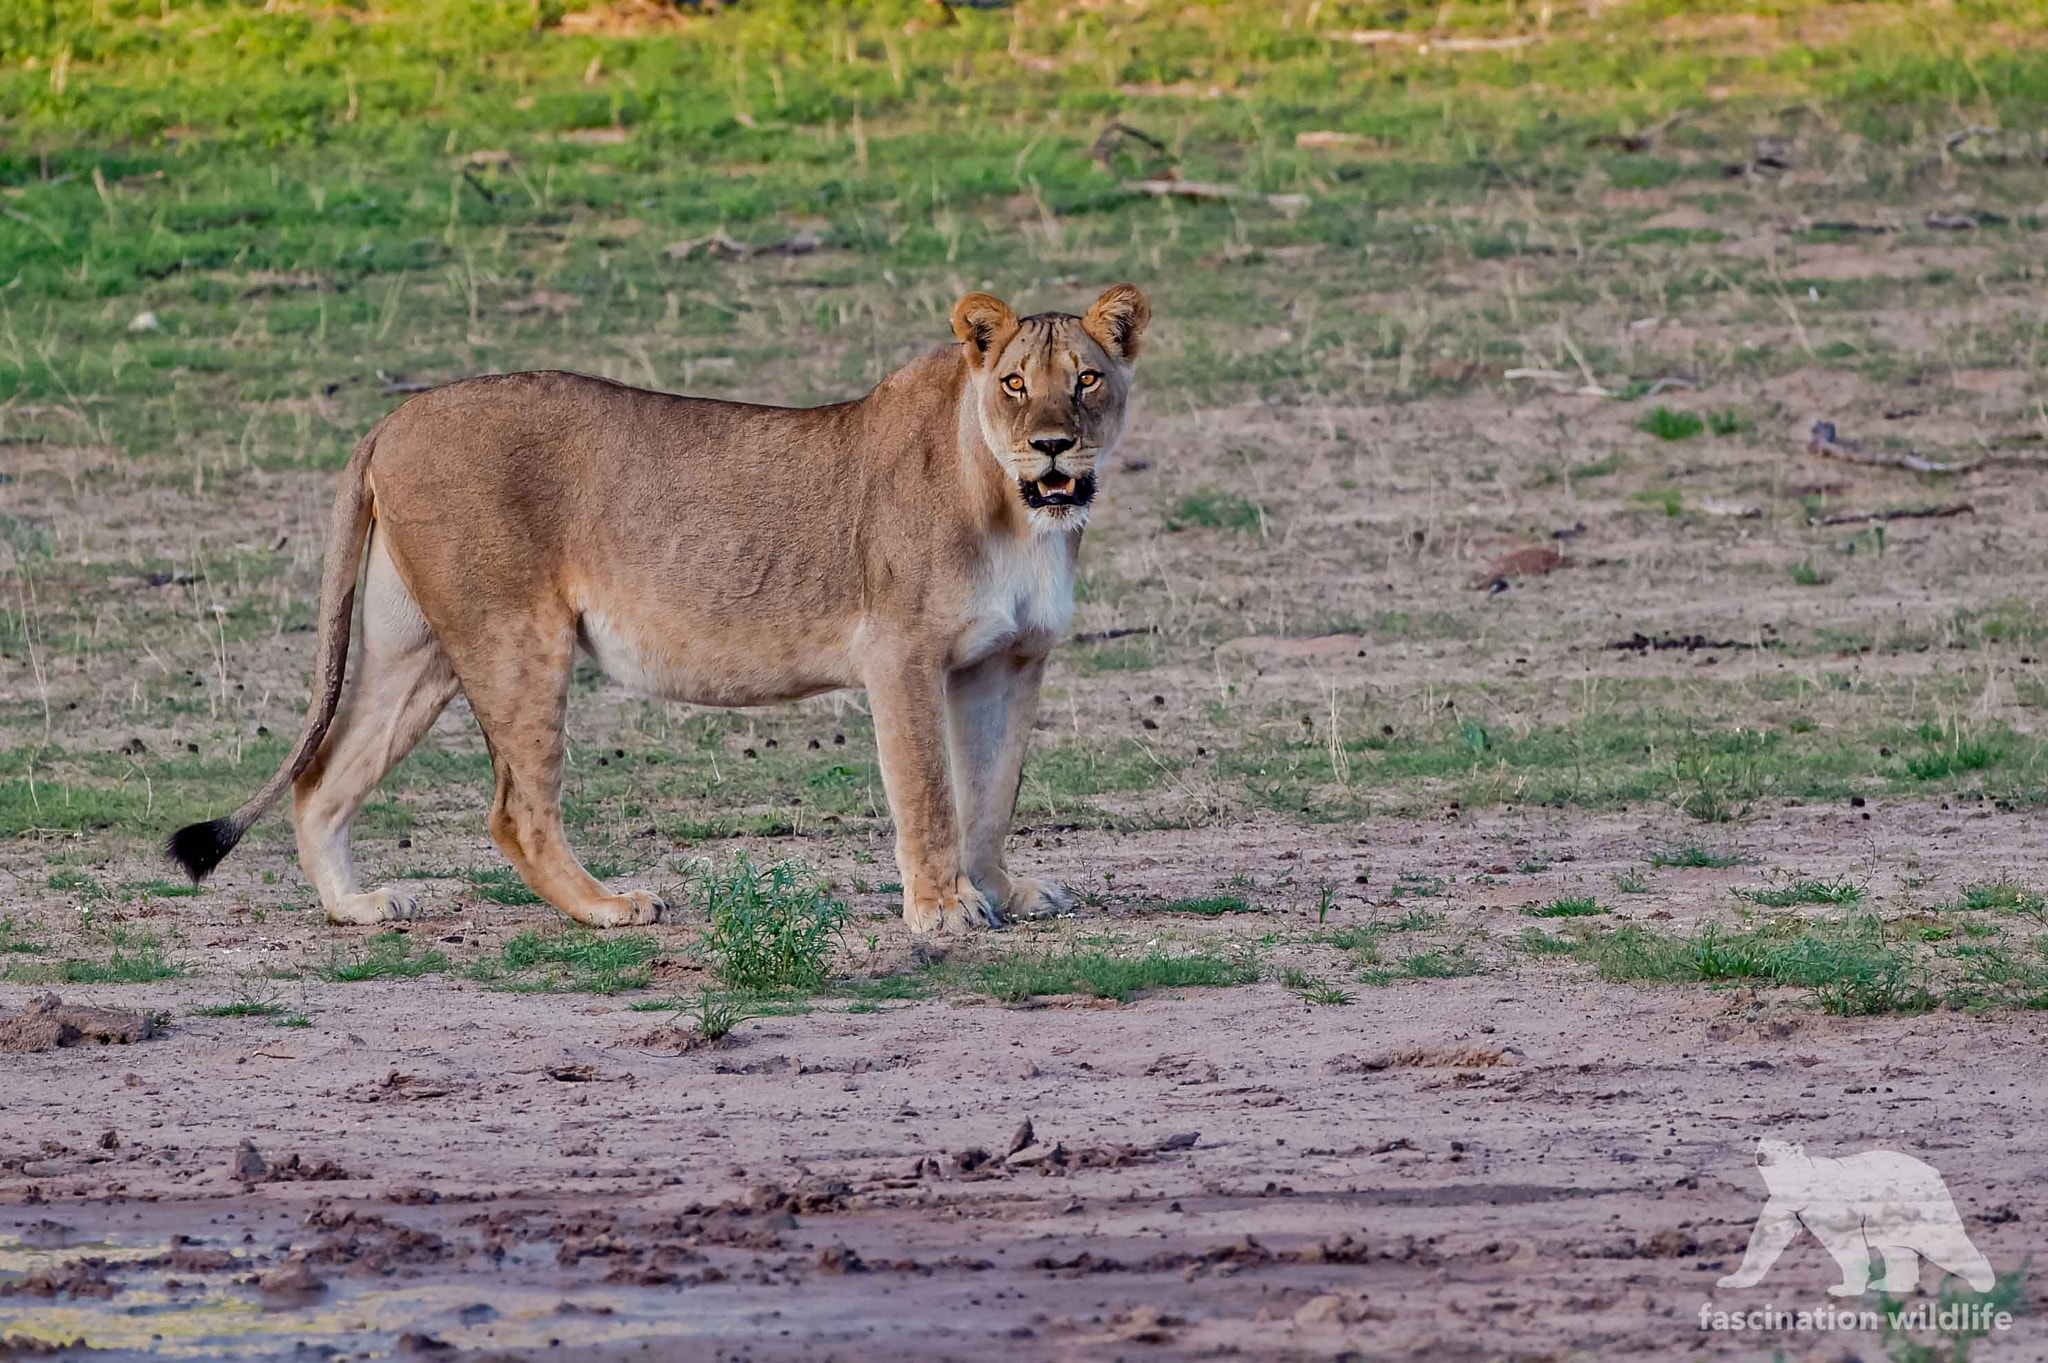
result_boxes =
[293,534,459,926]
[452,610,663,929]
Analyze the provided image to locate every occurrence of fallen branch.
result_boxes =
[663,229,823,261]
[1644,375,1699,397]
[1121,179,1308,211]
[1807,420,2048,476]
[1927,209,2007,230]
[1946,125,1999,150]
[1813,503,1975,527]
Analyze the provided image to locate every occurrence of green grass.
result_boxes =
[1524,895,1607,918]
[1744,877,1865,908]
[977,947,1257,1004]
[191,997,286,1018]
[471,929,660,995]
[1567,918,1931,1015]
[52,940,182,984]
[316,932,450,983]
[1639,407,1705,441]
[0,915,44,955]
[1955,881,2047,916]
[1152,894,1259,917]
[1165,489,1264,535]
[1281,968,1354,1006]
[1789,560,1830,587]
[691,854,848,994]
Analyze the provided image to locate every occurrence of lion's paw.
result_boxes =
[328,889,421,926]
[904,877,1002,935]
[1004,877,1075,921]
[570,890,667,929]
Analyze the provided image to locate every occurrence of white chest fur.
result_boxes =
[955,532,1076,666]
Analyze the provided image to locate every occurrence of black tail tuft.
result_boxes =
[166,816,242,883]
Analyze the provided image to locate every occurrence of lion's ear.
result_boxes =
[1083,283,1150,362]
[951,292,1018,369]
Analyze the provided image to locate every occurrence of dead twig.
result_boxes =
[1927,209,2007,230]
[1945,125,1998,150]
[1812,503,1975,527]
[1807,420,2048,476]
[663,229,823,260]
[1120,179,1308,212]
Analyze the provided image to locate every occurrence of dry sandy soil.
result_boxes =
[8,133,2048,1359]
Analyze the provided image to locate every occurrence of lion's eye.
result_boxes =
[1002,374,1025,394]
[1077,371,1101,390]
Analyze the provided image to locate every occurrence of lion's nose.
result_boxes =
[1029,435,1076,456]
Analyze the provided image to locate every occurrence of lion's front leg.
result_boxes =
[870,653,998,935]
[946,651,1072,922]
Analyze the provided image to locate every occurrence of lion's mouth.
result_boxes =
[1019,471,1096,510]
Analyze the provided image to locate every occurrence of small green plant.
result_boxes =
[56,935,181,984]
[46,869,105,900]
[692,855,849,993]
[1615,867,1650,894]
[1520,927,1581,955]
[689,988,763,1041]
[0,916,43,955]
[1155,894,1259,916]
[1904,723,2002,781]
[1524,895,1607,918]
[1282,969,1354,1006]
[977,948,1252,1004]
[1707,410,1744,436]
[1958,881,2047,917]
[1165,488,1264,535]
[1745,877,1864,908]
[1789,559,1830,587]
[475,930,660,994]
[277,1013,312,1029]
[192,998,286,1018]
[1400,946,1483,979]
[1640,407,1705,441]
[317,933,450,983]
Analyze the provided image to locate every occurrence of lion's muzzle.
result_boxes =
[1019,470,1096,509]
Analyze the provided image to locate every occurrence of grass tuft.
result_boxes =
[691,855,848,994]
[317,932,450,983]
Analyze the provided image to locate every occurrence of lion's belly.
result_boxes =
[577,609,857,706]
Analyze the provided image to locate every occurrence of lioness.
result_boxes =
[169,284,1149,933]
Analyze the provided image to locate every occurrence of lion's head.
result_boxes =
[951,284,1150,531]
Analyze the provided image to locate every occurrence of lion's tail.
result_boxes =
[166,425,380,881]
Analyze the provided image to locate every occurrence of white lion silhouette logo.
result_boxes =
[1719,1139,1995,1297]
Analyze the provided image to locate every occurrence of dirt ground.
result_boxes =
[9,123,2048,1358]
[7,806,2048,1360]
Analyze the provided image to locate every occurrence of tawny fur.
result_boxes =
[168,285,1150,933]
